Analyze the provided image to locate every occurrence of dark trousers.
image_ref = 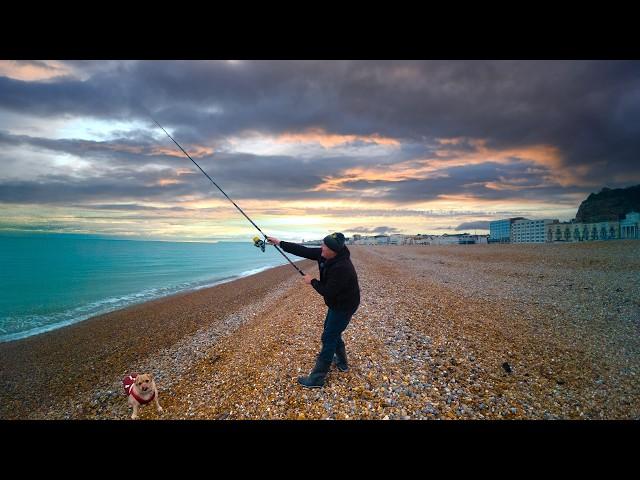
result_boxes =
[316,306,358,367]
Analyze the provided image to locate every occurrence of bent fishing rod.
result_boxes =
[150,117,305,276]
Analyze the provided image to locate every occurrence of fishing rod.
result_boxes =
[150,117,305,276]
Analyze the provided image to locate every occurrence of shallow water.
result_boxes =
[0,233,291,342]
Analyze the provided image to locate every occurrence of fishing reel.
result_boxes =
[253,236,267,252]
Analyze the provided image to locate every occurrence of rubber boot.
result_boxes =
[333,343,349,372]
[298,359,330,388]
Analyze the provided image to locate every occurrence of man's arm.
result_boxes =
[268,237,321,261]
[281,241,322,260]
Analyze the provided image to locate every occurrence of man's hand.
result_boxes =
[302,274,314,285]
[266,236,280,246]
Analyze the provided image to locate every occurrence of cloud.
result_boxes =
[347,226,402,235]
[0,60,74,81]
[455,221,491,231]
[69,203,192,212]
[2,61,639,183]
[3,60,640,239]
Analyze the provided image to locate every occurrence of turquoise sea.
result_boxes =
[0,233,294,342]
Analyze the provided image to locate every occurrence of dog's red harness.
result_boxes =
[123,374,155,405]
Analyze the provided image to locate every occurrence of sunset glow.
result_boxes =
[1,60,638,241]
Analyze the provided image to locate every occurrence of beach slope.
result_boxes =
[1,243,639,420]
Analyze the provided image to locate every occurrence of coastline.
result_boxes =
[2,242,639,420]
[0,262,287,344]
[0,259,314,419]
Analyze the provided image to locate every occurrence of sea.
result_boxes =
[0,233,295,343]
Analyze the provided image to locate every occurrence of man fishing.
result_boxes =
[267,233,360,388]
[151,117,361,388]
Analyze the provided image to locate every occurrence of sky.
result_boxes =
[1,60,639,242]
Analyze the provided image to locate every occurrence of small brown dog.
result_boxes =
[122,373,163,419]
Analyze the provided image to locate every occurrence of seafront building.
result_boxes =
[486,211,640,243]
[343,233,488,246]
[511,219,556,243]
[547,220,620,242]
[621,211,639,239]
[300,211,639,247]
[543,212,638,242]
[489,217,525,243]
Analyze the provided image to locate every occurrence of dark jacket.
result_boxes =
[280,241,360,312]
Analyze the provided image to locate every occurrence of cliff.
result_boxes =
[574,185,640,223]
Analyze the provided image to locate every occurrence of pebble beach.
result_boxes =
[1,242,639,420]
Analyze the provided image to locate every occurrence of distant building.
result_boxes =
[346,209,639,247]
[438,234,486,245]
[388,234,404,245]
[512,219,556,243]
[432,234,461,245]
[489,217,525,243]
[621,211,639,239]
[546,212,640,243]
[549,220,620,242]
[373,235,390,245]
[405,234,433,245]
[470,234,489,244]
[544,214,640,242]
[351,234,389,245]
[457,234,476,245]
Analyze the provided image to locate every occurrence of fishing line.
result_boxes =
[150,116,305,276]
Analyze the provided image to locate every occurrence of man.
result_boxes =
[267,233,360,388]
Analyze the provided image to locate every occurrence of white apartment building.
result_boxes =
[389,234,406,245]
[511,219,556,243]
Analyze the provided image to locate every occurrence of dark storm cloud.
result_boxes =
[333,161,575,204]
[2,60,640,205]
[69,203,193,212]
[130,60,640,184]
[0,177,194,204]
[0,142,312,203]
[1,61,637,143]
[0,130,170,166]
[0,130,378,202]
[0,128,585,207]
[0,74,132,119]
[455,221,491,231]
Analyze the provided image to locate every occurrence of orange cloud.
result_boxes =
[435,137,467,145]
[483,176,544,191]
[276,128,400,148]
[311,137,592,193]
[431,139,585,186]
[0,60,72,81]
[156,178,182,186]
[311,165,448,192]
[149,145,214,158]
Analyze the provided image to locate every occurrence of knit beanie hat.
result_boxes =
[323,232,346,252]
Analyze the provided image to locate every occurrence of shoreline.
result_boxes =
[0,261,289,344]
[0,258,314,419]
